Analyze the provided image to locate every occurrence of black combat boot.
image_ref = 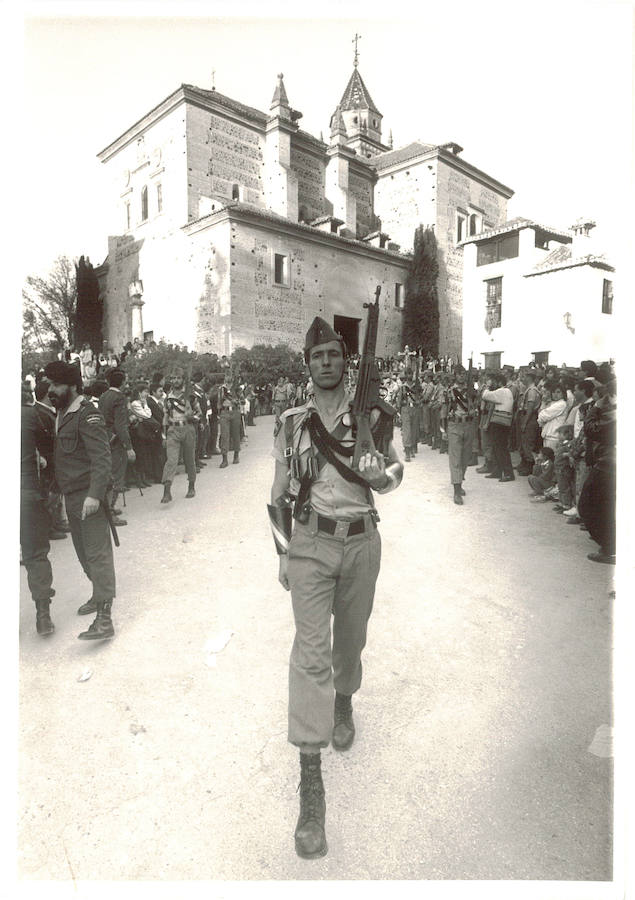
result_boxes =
[77,596,98,616]
[332,692,355,751]
[186,481,196,498]
[34,599,54,636]
[404,448,411,462]
[453,484,464,506]
[232,451,240,465]
[78,599,114,641]
[161,481,173,504]
[219,454,228,468]
[295,752,327,859]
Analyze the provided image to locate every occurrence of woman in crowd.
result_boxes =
[129,384,158,487]
[537,383,568,451]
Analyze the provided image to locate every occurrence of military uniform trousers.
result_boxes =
[20,489,54,602]
[447,420,474,484]
[400,405,416,450]
[65,489,116,601]
[162,423,196,483]
[287,515,381,753]
[421,402,431,439]
[519,415,539,464]
[430,406,441,448]
[110,439,128,492]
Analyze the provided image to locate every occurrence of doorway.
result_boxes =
[333,315,360,356]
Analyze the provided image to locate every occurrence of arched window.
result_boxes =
[232,184,240,200]
[141,186,148,222]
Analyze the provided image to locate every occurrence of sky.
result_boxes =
[12,0,633,283]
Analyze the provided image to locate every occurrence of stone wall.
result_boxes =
[290,142,326,223]
[374,162,436,252]
[225,216,408,356]
[101,105,189,240]
[436,161,508,359]
[186,104,266,221]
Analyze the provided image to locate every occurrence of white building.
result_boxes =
[461,218,615,369]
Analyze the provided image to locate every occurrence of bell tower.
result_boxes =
[330,34,390,159]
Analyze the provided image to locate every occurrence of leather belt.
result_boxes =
[170,421,189,427]
[316,514,373,538]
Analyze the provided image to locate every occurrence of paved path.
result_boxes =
[18,417,614,882]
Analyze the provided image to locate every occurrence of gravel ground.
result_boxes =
[17,416,615,889]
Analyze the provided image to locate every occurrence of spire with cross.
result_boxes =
[352,32,361,68]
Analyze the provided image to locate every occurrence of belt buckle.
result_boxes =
[334,520,349,539]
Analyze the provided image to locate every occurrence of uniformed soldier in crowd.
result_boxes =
[44,361,118,640]
[443,365,477,505]
[420,371,434,445]
[394,369,418,461]
[429,373,444,450]
[33,378,70,540]
[98,369,135,526]
[272,375,289,425]
[160,370,197,503]
[269,317,403,860]
[516,369,542,475]
[21,383,56,635]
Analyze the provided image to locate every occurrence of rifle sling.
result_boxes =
[307,413,369,489]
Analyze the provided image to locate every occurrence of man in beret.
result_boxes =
[43,361,118,640]
[268,315,403,859]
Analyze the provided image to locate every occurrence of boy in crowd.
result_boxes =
[528,446,556,500]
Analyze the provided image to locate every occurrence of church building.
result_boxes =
[96,52,514,361]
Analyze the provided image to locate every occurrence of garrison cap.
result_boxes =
[44,361,82,387]
[304,316,345,361]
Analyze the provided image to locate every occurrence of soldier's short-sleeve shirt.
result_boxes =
[272,392,373,520]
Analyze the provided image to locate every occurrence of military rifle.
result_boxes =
[351,285,397,470]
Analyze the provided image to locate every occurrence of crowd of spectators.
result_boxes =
[384,358,617,565]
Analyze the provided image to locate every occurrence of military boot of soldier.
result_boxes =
[78,599,114,641]
[34,598,54,636]
[332,692,355,750]
[295,752,327,859]
[232,450,240,465]
[77,597,98,616]
[161,481,173,504]
[186,480,195,498]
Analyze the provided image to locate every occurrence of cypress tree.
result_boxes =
[402,225,439,357]
[75,256,103,353]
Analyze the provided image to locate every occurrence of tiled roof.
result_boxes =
[526,246,614,276]
[185,200,408,259]
[184,84,268,124]
[462,217,572,244]
[339,68,381,114]
[372,140,438,171]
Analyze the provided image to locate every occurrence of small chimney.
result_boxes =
[570,218,596,256]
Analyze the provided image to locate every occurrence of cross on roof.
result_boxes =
[352,33,361,67]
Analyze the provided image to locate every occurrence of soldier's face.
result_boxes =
[172,376,183,390]
[308,341,345,390]
[47,382,73,409]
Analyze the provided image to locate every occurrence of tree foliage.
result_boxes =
[402,225,439,357]
[231,343,305,385]
[22,256,78,353]
[75,256,103,353]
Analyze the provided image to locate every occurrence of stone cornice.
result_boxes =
[375,146,514,199]
[183,203,410,266]
[97,86,188,162]
[98,84,268,163]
